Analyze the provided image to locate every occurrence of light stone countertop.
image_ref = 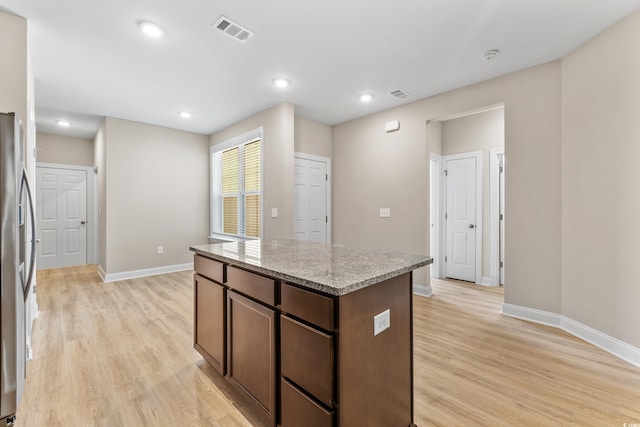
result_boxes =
[190,239,432,296]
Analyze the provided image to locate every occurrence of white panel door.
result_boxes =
[294,157,327,243]
[36,167,87,269]
[445,157,476,282]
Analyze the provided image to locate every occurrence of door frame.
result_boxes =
[429,153,443,279]
[36,163,98,265]
[489,148,505,286]
[293,152,332,244]
[442,151,483,284]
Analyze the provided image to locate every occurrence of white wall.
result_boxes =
[36,132,94,166]
[211,103,295,240]
[561,9,640,348]
[441,108,505,279]
[101,118,210,274]
[94,121,107,270]
[333,61,562,308]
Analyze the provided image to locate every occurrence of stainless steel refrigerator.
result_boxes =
[1,112,36,425]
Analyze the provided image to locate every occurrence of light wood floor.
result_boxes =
[17,267,640,426]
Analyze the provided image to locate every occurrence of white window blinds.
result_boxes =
[212,137,262,237]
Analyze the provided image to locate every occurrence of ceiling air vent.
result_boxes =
[214,16,254,42]
[389,89,410,99]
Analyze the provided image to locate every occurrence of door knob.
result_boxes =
[469,224,475,229]
[81,220,86,225]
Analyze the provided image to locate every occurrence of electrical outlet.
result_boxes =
[373,309,390,336]
[157,246,164,254]
[271,208,278,218]
[379,208,391,218]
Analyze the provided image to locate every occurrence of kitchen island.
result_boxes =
[190,239,432,427]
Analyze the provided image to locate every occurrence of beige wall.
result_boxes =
[333,61,562,310]
[211,103,295,240]
[101,118,210,274]
[441,108,505,280]
[561,10,640,347]
[294,115,332,159]
[36,132,94,166]
[0,12,28,128]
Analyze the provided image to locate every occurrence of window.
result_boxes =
[211,130,262,238]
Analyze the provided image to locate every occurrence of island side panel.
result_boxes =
[337,272,413,426]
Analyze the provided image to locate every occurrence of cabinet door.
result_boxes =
[194,274,226,375]
[227,291,276,426]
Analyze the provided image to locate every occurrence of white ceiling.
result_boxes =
[2,0,639,139]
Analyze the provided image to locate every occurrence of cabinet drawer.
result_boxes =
[281,315,333,406]
[281,283,334,330]
[227,266,275,306]
[194,255,225,283]
[281,378,333,427]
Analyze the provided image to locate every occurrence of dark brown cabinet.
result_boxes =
[193,253,416,427]
[194,275,226,374]
[227,290,276,426]
[193,255,227,376]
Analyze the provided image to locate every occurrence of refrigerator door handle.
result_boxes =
[21,167,36,302]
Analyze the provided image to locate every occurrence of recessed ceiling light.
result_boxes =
[138,21,167,38]
[179,111,191,119]
[359,94,374,102]
[56,120,71,127]
[273,78,290,88]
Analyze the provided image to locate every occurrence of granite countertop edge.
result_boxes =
[190,245,432,296]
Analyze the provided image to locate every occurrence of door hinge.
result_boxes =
[499,166,504,173]
[326,174,328,181]
[445,256,447,262]
[500,261,504,268]
[444,170,448,177]
[445,213,448,220]
[326,216,328,223]
[500,214,504,220]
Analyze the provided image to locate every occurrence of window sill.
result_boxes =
[208,234,259,244]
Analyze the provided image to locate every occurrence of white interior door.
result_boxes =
[445,157,477,282]
[36,166,87,269]
[294,156,328,243]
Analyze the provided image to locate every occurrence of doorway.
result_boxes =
[36,164,96,269]
[294,153,331,244]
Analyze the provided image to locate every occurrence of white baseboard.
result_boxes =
[479,276,500,287]
[502,303,640,368]
[97,265,107,281]
[102,263,193,283]
[413,283,433,297]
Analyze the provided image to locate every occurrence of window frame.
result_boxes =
[210,127,264,240]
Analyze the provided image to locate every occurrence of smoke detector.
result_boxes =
[213,16,254,42]
[481,49,500,62]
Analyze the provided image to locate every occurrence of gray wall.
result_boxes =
[98,118,210,274]
[36,132,94,166]
[561,10,640,348]
[211,103,295,240]
[294,115,332,159]
[333,61,562,309]
[441,108,505,280]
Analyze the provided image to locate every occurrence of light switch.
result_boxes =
[271,208,278,218]
[374,309,391,336]
[379,208,391,218]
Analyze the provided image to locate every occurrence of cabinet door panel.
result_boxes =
[194,274,225,375]
[227,290,276,426]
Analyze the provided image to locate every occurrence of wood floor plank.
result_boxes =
[16,268,640,426]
